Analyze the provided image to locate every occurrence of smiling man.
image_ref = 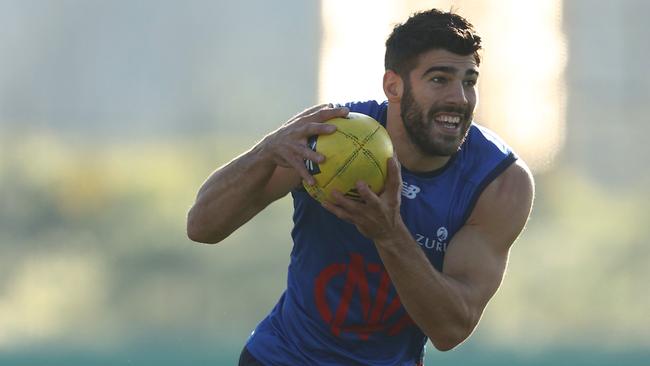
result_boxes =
[187,8,534,366]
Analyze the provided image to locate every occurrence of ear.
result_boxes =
[383,70,404,103]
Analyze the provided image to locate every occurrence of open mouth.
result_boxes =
[433,114,463,133]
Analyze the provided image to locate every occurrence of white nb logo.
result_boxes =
[401,182,420,199]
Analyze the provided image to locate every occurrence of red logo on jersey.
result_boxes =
[314,253,414,340]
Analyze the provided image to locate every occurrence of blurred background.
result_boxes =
[1,0,648,365]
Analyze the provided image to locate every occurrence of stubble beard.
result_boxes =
[400,84,473,157]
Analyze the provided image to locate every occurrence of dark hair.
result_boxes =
[385,9,482,77]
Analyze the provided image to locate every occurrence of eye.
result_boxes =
[430,76,447,84]
[463,79,477,87]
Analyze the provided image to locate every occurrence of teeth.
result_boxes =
[435,115,461,129]
[436,115,461,124]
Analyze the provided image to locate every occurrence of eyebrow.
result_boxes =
[422,66,479,78]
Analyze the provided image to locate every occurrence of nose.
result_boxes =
[444,81,469,107]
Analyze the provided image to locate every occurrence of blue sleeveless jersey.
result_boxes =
[246,100,517,365]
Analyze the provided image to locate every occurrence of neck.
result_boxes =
[386,103,451,173]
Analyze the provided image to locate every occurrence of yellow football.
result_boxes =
[303,112,394,203]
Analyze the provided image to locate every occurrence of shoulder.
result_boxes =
[486,159,535,217]
[463,124,515,162]
[466,158,535,245]
[459,125,517,182]
[452,124,519,223]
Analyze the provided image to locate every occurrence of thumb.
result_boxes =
[384,157,402,202]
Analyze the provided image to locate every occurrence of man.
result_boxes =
[187,8,534,366]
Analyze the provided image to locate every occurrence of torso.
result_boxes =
[245,100,516,365]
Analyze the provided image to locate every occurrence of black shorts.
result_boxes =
[238,346,263,366]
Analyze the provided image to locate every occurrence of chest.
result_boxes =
[398,173,473,270]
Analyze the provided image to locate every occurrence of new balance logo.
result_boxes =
[401,182,420,199]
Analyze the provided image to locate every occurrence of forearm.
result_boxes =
[187,105,348,244]
[187,141,278,244]
[375,223,475,351]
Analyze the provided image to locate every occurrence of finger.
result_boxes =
[384,157,402,203]
[302,122,337,137]
[297,144,325,164]
[287,156,315,185]
[331,189,364,212]
[321,200,356,223]
[355,181,380,205]
[303,106,349,123]
[289,103,330,122]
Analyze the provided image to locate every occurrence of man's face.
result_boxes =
[400,49,479,157]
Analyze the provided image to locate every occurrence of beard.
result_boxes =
[400,84,473,157]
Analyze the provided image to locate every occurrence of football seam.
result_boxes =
[359,127,384,176]
[321,126,382,191]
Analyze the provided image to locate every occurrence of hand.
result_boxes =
[322,157,406,243]
[260,104,349,185]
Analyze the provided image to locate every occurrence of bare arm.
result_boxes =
[323,158,534,350]
[187,104,349,244]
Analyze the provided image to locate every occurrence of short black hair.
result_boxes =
[385,9,482,78]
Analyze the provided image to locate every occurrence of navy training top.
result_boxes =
[246,100,517,365]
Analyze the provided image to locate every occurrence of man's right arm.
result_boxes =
[186,104,349,244]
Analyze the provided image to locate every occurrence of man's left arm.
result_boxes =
[323,157,534,351]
